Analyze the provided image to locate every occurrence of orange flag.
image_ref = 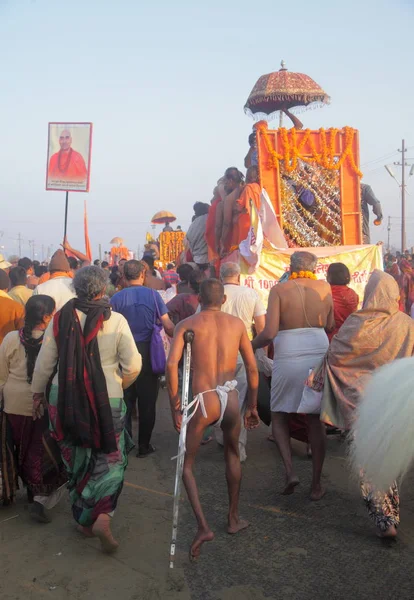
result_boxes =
[84,200,92,262]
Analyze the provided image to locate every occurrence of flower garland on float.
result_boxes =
[254,121,363,178]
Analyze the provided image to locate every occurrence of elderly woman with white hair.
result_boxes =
[32,266,142,553]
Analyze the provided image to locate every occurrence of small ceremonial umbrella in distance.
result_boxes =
[110,237,124,245]
[151,211,177,225]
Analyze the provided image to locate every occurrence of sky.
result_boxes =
[1,0,413,260]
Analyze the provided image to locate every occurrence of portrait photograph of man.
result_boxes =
[46,122,92,192]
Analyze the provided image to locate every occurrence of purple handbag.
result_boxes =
[150,291,167,375]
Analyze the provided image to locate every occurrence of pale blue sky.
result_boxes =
[1,0,413,259]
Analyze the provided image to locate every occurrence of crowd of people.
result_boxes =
[384,250,414,315]
[0,213,413,560]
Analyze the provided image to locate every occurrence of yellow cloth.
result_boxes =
[0,290,12,300]
[8,285,33,307]
[0,297,24,344]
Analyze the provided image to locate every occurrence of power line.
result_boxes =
[361,151,399,168]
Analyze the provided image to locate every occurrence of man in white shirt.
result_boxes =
[33,250,75,311]
[218,261,266,461]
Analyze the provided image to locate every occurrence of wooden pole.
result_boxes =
[63,191,69,242]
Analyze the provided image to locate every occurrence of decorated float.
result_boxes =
[151,211,186,268]
[109,237,130,266]
[235,63,382,304]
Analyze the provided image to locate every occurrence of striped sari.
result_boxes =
[48,386,133,527]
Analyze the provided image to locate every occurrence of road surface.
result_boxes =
[1,391,413,600]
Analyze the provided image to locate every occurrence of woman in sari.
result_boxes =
[32,266,142,552]
[0,295,66,518]
[321,269,414,537]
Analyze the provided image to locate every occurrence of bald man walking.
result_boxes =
[167,279,259,561]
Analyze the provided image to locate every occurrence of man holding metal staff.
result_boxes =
[167,279,259,562]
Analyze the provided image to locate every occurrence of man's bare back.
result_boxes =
[252,278,334,350]
[277,279,334,331]
[182,309,245,395]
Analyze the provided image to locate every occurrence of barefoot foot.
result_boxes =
[77,525,95,538]
[377,524,398,539]
[310,486,326,501]
[227,518,250,535]
[189,528,215,561]
[92,514,119,553]
[281,476,300,495]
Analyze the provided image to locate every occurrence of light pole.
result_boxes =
[387,216,391,251]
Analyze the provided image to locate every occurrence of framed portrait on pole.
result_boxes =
[46,122,93,192]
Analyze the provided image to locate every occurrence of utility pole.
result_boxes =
[17,232,22,257]
[401,140,406,253]
[395,140,408,252]
[29,240,35,260]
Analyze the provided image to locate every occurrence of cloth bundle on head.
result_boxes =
[49,249,70,273]
[0,269,10,290]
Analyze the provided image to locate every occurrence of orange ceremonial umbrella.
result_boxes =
[151,210,177,225]
[244,61,330,122]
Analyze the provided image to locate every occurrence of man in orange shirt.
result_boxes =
[48,129,87,183]
[219,168,245,256]
[221,166,261,255]
[231,166,261,250]
[0,269,24,344]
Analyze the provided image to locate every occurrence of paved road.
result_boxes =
[1,391,414,600]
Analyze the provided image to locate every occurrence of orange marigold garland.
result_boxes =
[256,125,362,177]
[159,231,185,263]
[289,271,318,280]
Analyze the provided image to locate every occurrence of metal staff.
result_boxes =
[169,329,195,569]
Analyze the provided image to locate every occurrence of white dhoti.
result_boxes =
[215,355,248,462]
[271,328,329,413]
[174,380,238,460]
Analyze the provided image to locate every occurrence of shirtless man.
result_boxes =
[167,278,259,560]
[253,251,334,500]
[218,168,245,257]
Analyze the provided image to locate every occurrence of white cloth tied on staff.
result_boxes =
[271,328,328,413]
[172,380,238,460]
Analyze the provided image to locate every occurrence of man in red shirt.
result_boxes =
[48,129,87,183]
[162,263,179,287]
[327,263,359,341]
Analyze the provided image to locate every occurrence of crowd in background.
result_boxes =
[384,250,414,316]
[1,237,414,552]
